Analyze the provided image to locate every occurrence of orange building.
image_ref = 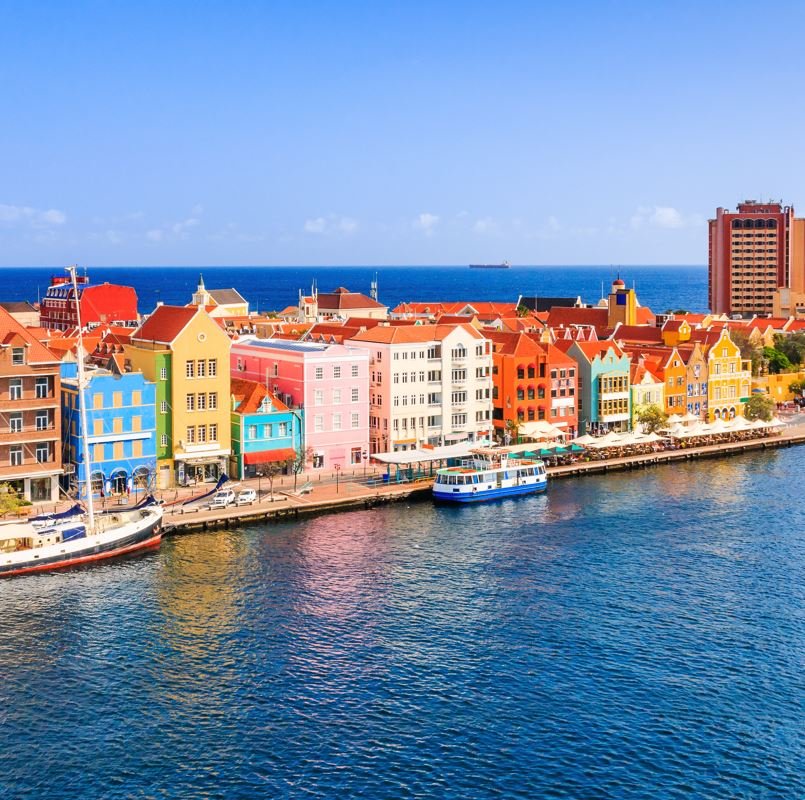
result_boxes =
[622,346,688,416]
[488,332,578,438]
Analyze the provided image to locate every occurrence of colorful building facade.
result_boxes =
[61,367,156,499]
[231,337,369,469]
[40,273,139,331]
[230,378,303,478]
[124,305,232,488]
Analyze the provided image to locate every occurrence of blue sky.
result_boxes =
[2,0,805,266]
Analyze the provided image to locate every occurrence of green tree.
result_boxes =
[289,445,314,491]
[504,418,520,444]
[0,483,25,517]
[252,461,284,500]
[789,379,805,395]
[516,304,530,318]
[774,332,805,367]
[731,329,763,375]
[762,346,793,374]
[635,403,669,433]
[744,394,775,422]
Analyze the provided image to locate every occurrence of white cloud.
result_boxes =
[146,229,164,242]
[473,216,500,235]
[146,208,203,243]
[630,205,702,230]
[413,212,439,235]
[0,203,67,228]
[303,214,358,236]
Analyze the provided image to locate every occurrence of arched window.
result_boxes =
[133,466,151,488]
[732,219,743,229]
[766,219,777,229]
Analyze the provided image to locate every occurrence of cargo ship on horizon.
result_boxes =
[469,261,510,269]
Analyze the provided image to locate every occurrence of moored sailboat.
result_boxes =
[0,266,163,577]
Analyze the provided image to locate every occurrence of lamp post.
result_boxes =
[256,471,263,500]
[334,463,341,494]
[362,449,368,479]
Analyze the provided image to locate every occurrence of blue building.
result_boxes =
[230,378,303,478]
[61,366,157,499]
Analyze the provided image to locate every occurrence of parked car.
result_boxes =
[236,489,257,506]
[209,489,236,509]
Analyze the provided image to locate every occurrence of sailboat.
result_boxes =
[0,266,163,577]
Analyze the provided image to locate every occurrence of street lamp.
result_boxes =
[334,463,341,494]
[362,449,368,479]
[256,471,263,500]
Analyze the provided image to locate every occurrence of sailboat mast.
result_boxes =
[67,265,96,532]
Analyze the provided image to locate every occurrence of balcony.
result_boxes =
[0,393,58,411]
[0,424,59,444]
[0,458,61,479]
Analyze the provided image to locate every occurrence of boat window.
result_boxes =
[472,475,479,484]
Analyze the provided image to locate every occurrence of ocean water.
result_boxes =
[0,264,708,316]
[1,449,803,798]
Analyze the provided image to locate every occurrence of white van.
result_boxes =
[209,489,235,509]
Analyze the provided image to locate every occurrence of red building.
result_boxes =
[708,201,805,318]
[40,274,139,331]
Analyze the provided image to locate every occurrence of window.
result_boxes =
[208,359,217,376]
[36,443,49,463]
[209,423,218,441]
[277,422,288,437]
[197,425,207,443]
[333,413,342,431]
[333,366,341,378]
[9,446,22,466]
[197,393,207,411]
[314,389,324,406]
[351,447,362,464]
[160,367,168,380]
[237,358,244,372]
[332,389,341,405]
[351,364,359,377]
[160,401,168,414]
[186,394,195,411]
[314,415,324,432]
[351,412,360,429]
[197,360,206,378]
[35,411,49,431]
[11,348,24,365]
[451,413,467,427]
[186,360,195,378]
[351,388,359,402]
[313,454,324,469]
[208,392,217,410]
[248,425,258,439]
[315,367,324,380]
[35,377,49,399]
[9,413,22,433]
[186,426,196,444]
[160,434,168,447]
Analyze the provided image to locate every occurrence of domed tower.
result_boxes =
[607,277,637,328]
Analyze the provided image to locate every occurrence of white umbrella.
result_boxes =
[726,416,751,431]
[768,416,785,427]
[572,434,597,446]
[667,414,684,425]
[680,412,701,424]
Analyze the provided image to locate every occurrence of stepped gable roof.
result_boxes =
[571,340,627,362]
[610,324,664,344]
[348,322,483,344]
[317,287,386,310]
[0,301,37,314]
[132,305,198,344]
[546,306,608,330]
[208,288,247,306]
[486,330,545,357]
[230,378,289,415]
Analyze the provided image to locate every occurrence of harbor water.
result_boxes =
[2,449,803,798]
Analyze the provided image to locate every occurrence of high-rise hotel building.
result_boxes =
[708,201,805,318]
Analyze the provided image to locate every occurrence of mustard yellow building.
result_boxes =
[697,329,751,421]
[124,305,232,488]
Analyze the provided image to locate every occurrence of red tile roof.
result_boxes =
[230,378,289,414]
[348,323,483,344]
[610,324,664,344]
[317,287,386,311]
[0,306,61,364]
[132,305,198,344]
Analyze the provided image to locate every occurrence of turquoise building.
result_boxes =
[230,379,303,478]
[61,366,157,499]
[561,341,632,434]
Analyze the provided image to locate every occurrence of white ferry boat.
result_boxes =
[432,448,547,503]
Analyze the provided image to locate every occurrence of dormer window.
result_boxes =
[11,347,24,365]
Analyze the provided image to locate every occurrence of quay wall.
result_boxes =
[162,429,805,535]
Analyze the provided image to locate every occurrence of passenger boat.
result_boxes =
[0,266,163,578]
[432,447,547,503]
[469,261,510,269]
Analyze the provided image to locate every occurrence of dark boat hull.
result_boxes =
[0,521,162,577]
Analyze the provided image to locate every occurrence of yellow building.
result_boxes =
[752,370,805,404]
[124,305,232,489]
[630,360,665,429]
[190,274,249,317]
[699,329,751,421]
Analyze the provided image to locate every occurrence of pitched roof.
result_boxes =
[610,324,664,344]
[486,331,546,357]
[571,340,627,362]
[348,323,483,344]
[132,305,198,344]
[230,378,289,414]
[0,306,62,364]
[317,287,386,311]
[0,301,37,314]
[208,288,247,306]
[546,306,608,329]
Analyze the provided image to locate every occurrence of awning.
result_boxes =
[243,448,296,465]
[393,438,417,445]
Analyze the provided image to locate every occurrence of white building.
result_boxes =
[347,324,493,453]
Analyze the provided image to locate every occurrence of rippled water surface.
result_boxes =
[2,451,804,799]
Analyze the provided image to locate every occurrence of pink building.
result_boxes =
[230,337,370,470]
